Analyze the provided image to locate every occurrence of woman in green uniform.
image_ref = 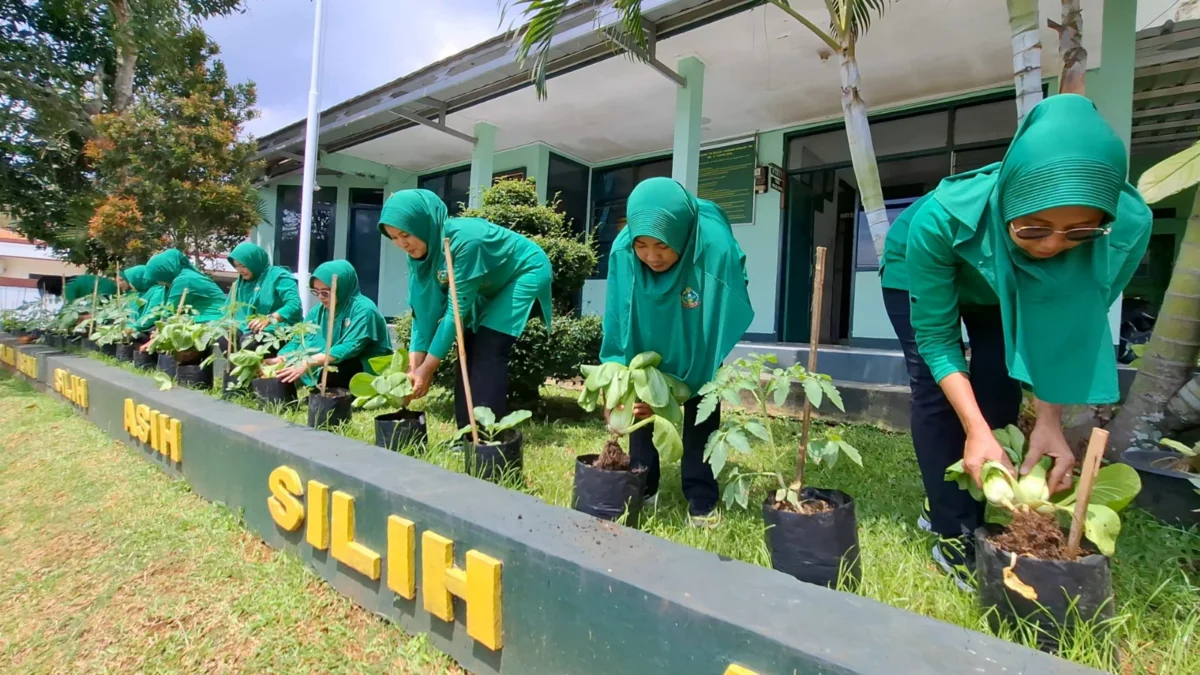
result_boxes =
[601,177,754,523]
[879,94,1152,586]
[378,189,553,429]
[63,274,117,303]
[223,242,302,335]
[142,249,227,323]
[267,260,391,387]
[120,265,168,339]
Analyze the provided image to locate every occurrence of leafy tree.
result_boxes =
[85,30,263,267]
[0,0,246,269]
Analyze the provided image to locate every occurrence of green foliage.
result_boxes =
[1137,141,1200,204]
[577,352,689,462]
[698,353,859,511]
[945,425,1143,556]
[144,309,227,355]
[455,406,533,445]
[1,301,56,334]
[393,313,603,403]
[350,349,415,411]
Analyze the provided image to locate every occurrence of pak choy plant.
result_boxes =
[350,348,414,411]
[52,298,91,336]
[92,295,143,347]
[454,406,533,445]
[945,425,1142,556]
[577,352,689,465]
[145,308,227,356]
[699,354,861,510]
[223,321,322,390]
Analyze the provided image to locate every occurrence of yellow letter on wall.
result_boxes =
[306,480,330,550]
[725,667,760,675]
[159,414,181,462]
[331,491,380,580]
[267,466,305,531]
[421,531,503,651]
[123,399,137,435]
[387,516,416,600]
[135,404,151,444]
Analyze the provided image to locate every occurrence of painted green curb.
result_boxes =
[1,338,1102,675]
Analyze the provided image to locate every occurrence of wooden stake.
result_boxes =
[116,265,122,305]
[227,277,240,353]
[89,276,100,339]
[1066,427,1108,559]
[792,246,828,490]
[319,275,338,397]
[174,288,189,316]
[444,238,480,446]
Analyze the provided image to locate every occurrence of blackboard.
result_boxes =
[275,186,338,274]
[698,141,756,224]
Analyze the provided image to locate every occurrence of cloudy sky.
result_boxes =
[204,0,508,138]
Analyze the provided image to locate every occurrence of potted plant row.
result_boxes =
[701,353,863,589]
[144,309,233,388]
[350,347,428,451]
[574,352,688,527]
[945,425,1141,650]
[221,321,319,406]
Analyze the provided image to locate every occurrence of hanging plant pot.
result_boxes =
[156,353,178,378]
[133,349,155,370]
[975,527,1113,653]
[465,431,523,483]
[375,410,428,451]
[176,362,213,389]
[572,451,648,527]
[308,388,353,429]
[252,378,296,407]
[1121,450,1200,527]
[762,487,861,590]
[114,343,135,363]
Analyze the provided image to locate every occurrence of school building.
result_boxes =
[250,0,1197,354]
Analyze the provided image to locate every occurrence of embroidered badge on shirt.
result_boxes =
[681,287,700,309]
[343,318,351,328]
[437,270,449,285]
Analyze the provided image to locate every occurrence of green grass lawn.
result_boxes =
[12,351,1200,674]
[0,373,462,674]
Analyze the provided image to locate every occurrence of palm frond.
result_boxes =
[826,0,894,40]
[502,0,573,100]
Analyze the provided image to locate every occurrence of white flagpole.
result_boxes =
[297,0,327,313]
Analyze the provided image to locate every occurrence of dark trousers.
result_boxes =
[454,327,518,430]
[629,396,720,515]
[882,288,1022,539]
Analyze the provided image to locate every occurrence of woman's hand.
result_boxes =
[408,357,439,401]
[276,359,309,384]
[1023,400,1076,493]
[138,334,155,353]
[248,314,276,332]
[963,427,1016,487]
[408,351,426,375]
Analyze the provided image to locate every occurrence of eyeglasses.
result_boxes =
[1009,223,1111,242]
[310,288,332,300]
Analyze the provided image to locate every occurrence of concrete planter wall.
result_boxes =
[0,337,1099,675]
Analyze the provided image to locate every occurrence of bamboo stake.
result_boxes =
[174,288,189,316]
[319,275,338,396]
[792,246,828,490]
[444,238,480,446]
[116,265,122,305]
[89,276,100,339]
[227,277,239,351]
[1066,428,1108,559]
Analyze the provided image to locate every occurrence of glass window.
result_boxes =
[954,100,1018,146]
[445,169,471,215]
[274,185,337,273]
[788,129,851,170]
[870,112,951,157]
[590,157,673,278]
[953,145,1007,173]
[591,201,626,278]
[547,154,591,236]
[852,154,950,271]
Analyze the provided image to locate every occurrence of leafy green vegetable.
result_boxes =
[454,406,533,444]
[576,352,688,464]
[349,348,414,411]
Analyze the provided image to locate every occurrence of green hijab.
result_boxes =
[144,249,193,285]
[931,94,1151,404]
[145,249,227,322]
[120,266,151,293]
[225,241,297,323]
[286,260,391,387]
[600,178,755,393]
[379,190,447,345]
[64,275,118,303]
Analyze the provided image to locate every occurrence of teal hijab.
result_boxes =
[289,260,391,387]
[600,178,755,393]
[145,249,227,322]
[225,241,296,323]
[932,94,1151,404]
[378,190,447,346]
[64,275,118,303]
[121,265,168,331]
[120,266,151,293]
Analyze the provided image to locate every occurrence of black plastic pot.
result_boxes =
[133,348,155,370]
[975,527,1113,652]
[762,487,861,590]
[572,454,649,527]
[100,343,117,357]
[308,389,353,429]
[157,353,178,378]
[176,362,213,389]
[1122,450,1200,527]
[375,410,428,451]
[83,337,98,351]
[45,334,62,349]
[465,431,523,483]
[253,377,296,407]
[115,343,134,362]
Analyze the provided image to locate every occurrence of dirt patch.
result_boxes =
[593,439,630,471]
[989,509,1072,561]
[773,497,833,515]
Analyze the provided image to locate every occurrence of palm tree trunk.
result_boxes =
[840,41,889,258]
[1006,0,1043,122]
[1107,190,1200,458]
[1058,0,1087,95]
[110,0,138,112]
[1165,371,1200,433]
